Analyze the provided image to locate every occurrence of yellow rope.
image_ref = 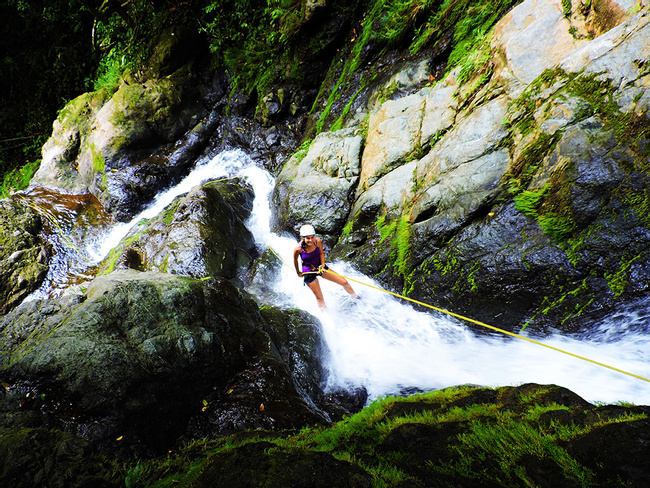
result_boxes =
[267,245,650,384]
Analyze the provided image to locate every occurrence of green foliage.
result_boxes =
[125,461,143,488]
[202,0,305,96]
[0,0,203,185]
[307,0,523,137]
[0,0,93,176]
[412,0,522,60]
[448,419,595,486]
[0,159,41,199]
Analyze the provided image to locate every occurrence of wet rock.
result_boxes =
[491,0,590,87]
[0,269,343,456]
[273,127,363,239]
[357,92,426,194]
[0,198,49,315]
[568,417,650,486]
[191,441,372,488]
[32,63,214,221]
[312,1,650,332]
[100,177,256,280]
[0,427,116,488]
[0,271,260,453]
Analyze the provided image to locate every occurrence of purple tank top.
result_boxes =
[300,246,321,272]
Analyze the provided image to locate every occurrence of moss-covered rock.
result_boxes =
[0,427,120,488]
[292,1,650,333]
[99,178,256,280]
[0,198,49,315]
[32,60,213,221]
[42,383,645,488]
[0,270,339,457]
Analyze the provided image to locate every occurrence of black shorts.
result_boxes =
[304,264,328,285]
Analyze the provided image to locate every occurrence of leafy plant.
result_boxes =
[0,159,41,198]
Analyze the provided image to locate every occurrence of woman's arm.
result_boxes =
[293,246,303,277]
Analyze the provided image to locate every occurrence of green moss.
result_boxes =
[376,214,397,244]
[432,249,459,276]
[330,85,366,132]
[563,73,650,161]
[466,261,480,293]
[90,144,105,173]
[522,278,591,330]
[162,203,178,225]
[513,185,549,216]
[508,133,561,192]
[391,214,413,283]
[125,384,646,488]
[305,0,524,139]
[293,138,313,165]
[99,234,142,275]
[605,253,642,297]
[621,188,650,227]
[341,219,354,237]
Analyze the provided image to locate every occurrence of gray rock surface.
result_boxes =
[100,178,256,280]
[277,0,650,331]
[0,198,49,314]
[0,270,333,454]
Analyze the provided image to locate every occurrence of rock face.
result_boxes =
[2,0,649,485]
[274,127,363,239]
[0,199,49,314]
[0,270,340,457]
[31,67,213,222]
[274,0,650,333]
[100,178,257,281]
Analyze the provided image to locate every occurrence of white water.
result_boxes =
[90,149,650,405]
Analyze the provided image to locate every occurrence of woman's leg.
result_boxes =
[306,279,327,310]
[321,268,359,298]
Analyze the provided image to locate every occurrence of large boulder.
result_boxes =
[31,64,217,222]
[0,198,49,314]
[0,270,334,456]
[99,178,257,281]
[273,127,363,240]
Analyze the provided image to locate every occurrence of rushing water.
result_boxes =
[29,149,650,405]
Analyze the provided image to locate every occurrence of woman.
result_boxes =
[293,224,359,310]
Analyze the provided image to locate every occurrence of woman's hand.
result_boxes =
[296,270,303,278]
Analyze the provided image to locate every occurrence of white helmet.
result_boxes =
[299,224,316,237]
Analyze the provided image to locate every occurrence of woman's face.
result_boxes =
[303,235,315,245]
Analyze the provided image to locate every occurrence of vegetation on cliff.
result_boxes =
[1,0,521,196]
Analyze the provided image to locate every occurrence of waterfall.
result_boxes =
[72,149,650,405]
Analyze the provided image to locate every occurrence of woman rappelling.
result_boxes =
[293,224,360,310]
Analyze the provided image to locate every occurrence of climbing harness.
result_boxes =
[267,245,650,385]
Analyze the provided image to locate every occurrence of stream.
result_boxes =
[20,149,650,405]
